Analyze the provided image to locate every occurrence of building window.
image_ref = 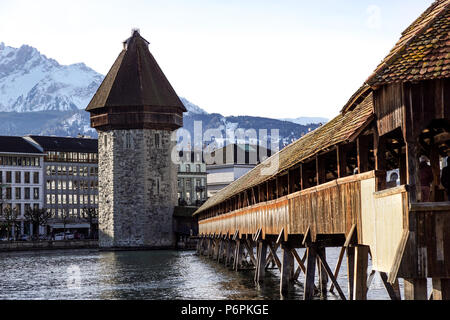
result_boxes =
[33,172,39,184]
[15,171,21,183]
[6,171,11,183]
[196,164,201,173]
[24,172,30,184]
[186,164,191,173]
[24,188,30,200]
[15,187,21,200]
[33,188,39,200]
[5,187,12,200]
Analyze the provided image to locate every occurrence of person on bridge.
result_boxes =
[419,155,433,202]
[441,156,450,201]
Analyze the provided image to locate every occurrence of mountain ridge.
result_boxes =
[0,42,322,147]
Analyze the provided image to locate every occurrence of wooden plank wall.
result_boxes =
[198,171,373,240]
[374,83,404,137]
[412,205,450,278]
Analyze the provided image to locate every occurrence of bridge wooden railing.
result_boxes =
[199,170,381,241]
[199,170,450,282]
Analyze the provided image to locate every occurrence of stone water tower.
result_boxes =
[86,30,186,249]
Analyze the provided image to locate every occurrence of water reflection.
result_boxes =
[0,248,425,300]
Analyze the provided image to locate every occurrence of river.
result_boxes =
[0,247,419,300]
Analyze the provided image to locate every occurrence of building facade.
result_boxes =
[206,144,271,198]
[25,136,98,237]
[0,136,45,238]
[86,30,186,249]
[177,151,207,206]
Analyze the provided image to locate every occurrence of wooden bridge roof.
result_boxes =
[367,0,450,86]
[195,93,374,215]
[194,0,450,216]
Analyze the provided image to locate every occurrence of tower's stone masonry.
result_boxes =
[98,129,177,248]
[86,30,186,249]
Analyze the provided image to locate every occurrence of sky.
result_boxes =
[0,0,435,119]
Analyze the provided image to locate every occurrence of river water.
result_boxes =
[0,247,415,300]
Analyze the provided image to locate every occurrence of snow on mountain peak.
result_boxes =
[0,42,208,115]
[0,43,103,112]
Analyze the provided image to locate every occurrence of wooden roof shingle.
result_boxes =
[367,0,450,86]
[195,93,374,215]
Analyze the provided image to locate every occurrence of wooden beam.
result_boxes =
[268,243,282,271]
[280,243,294,295]
[316,248,346,300]
[299,163,304,191]
[379,272,401,300]
[404,278,428,300]
[432,278,450,300]
[357,136,369,173]
[347,246,355,300]
[304,245,317,300]
[329,246,346,293]
[254,240,268,283]
[317,246,328,298]
[353,245,369,300]
[244,239,257,267]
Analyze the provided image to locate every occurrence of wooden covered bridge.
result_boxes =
[194,0,450,300]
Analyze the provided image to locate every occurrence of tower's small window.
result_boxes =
[104,135,108,148]
[126,132,132,149]
[155,177,161,195]
[155,133,160,148]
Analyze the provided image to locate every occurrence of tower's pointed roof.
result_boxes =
[86,30,186,112]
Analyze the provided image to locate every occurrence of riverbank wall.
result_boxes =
[0,240,99,252]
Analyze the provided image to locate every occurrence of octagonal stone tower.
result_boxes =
[86,30,186,249]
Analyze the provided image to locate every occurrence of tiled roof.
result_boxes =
[367,0,450,86]
[0,136,43,154]
[26,136,98,153]
[86,30,186,112]
[195,93,374,215]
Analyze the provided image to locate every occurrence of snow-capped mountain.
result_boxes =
[0,42,319,148]
[0,42,103,112]
[0,42,209,114]
[279,116,328,126]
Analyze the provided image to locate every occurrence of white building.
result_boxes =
[206,144,271,198]
[177,151,207,206]
[0,136,45,238]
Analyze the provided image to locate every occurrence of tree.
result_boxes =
[0,206,19,241]
[60,209,72,240]
[81,207,98,239]
[24,207,52,240]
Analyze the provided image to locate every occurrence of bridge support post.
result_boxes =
[214,238,220,260]
[234,239,243,271]
[432,278,450,300]
[280,243,294,296]
[217,238,225,262]
[353,245,369,300]
[317,246,328,298]
[404,278,427,300]
[208,237,214,258]
[225,239,232,267]
[255,240,268,283]
[347,246,355,300]
[304,245,317,300]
